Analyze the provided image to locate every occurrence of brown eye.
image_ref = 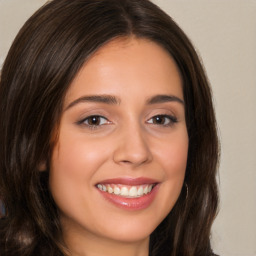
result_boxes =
[152,116,166,125]
[147,115,177,126]
[82,115,109,126]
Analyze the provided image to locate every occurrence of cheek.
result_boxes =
[152,130,188,214]
[156,130,189,177]
[164,143,188,177]
[48,134,110,208]
[51,133,108,176]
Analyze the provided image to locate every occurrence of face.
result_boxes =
[49,38,188,249]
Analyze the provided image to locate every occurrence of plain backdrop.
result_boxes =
[0,1,256,256]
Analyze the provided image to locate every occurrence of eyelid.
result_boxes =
[76,115,111,128]
[146,114,178,126]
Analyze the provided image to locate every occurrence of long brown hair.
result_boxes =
[0,0,219,255]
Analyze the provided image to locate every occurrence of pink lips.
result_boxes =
[96,177,159,210]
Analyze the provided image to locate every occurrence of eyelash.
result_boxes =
[146,115,178,126]
[77,114,178,130]
[77,115,110,129]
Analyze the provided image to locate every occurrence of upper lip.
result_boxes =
[96,177,159,186]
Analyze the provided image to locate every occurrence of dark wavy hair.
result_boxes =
[0,0,219,255]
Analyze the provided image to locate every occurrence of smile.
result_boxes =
[95,177,159,210]
[96,184,155,198]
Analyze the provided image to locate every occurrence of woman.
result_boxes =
[0,0,219,255]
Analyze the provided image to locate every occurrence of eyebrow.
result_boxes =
[65,93,184,111]
[65,94,121,110]
[146,94,184,105]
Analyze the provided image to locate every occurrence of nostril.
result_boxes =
[113,132,153,166]
[121,160,131,164]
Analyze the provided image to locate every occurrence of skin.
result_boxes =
[49,38,189,256]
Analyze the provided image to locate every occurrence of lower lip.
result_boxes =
[97,184,159,211]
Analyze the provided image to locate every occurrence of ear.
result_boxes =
[38,161,47,172]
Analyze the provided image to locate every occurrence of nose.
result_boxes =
[113,124,153,168]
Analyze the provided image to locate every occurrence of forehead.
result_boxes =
[64,37,183,105]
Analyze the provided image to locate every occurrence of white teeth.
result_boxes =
[138,186,144,196]
[120,187,129,196]
[143,186,148,194]
[129,186,137,197]
[107,185,113,194]
[97,184,155,198]
[114,187,120,195]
